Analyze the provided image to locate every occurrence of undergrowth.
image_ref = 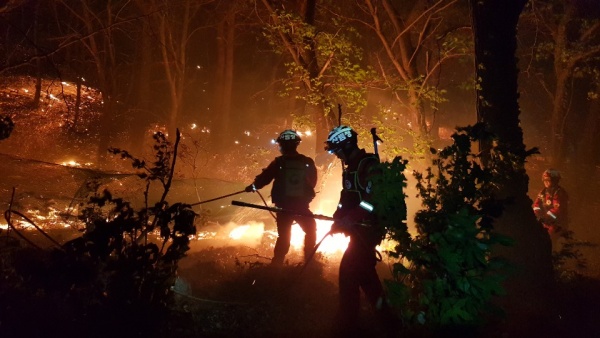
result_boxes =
[371,123,514,334]
[0,130,203,337]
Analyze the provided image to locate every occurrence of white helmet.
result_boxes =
[276,129,301,144]
[324,125,357,152]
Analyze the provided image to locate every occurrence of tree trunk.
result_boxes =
[73,76,81,130]
[214,4,236,141]
[470,0,556,334]
[32,1,41,108]
[130,19,153,155]
[550,69,570,167]
[301,0,332,149]
[573,91,600,202]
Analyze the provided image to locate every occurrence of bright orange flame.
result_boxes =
[289,219,349,254]
[224,218,350,256]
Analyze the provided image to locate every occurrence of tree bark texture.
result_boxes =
[470,0,556,334]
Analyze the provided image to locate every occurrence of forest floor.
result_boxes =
[0,155,599,337]
[1,232,599,338]
[165,237,600,338]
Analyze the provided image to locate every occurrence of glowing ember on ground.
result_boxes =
[0,207,76,230]
[61,160,81,167]
[194,231,217,239]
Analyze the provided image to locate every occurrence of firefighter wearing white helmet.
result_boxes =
[276,129,301,144]
[245,129,317,266]
[533,168,569,250]
[325,125,358,157]
[326,125,397,336]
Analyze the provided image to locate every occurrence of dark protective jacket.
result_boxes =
[333,149,382,245]
[333,148,394,334]
[252,151,317,208]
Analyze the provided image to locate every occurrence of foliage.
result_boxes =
[525,0,600,70]
[524,0,600,102]
[0,131,204,336]
[369,112,433,166]
[262,7,377,113]
[552,229,597,282]
[37,132,198,305]
[372,123,513,331]
[66,131,200,305]
[370,156,410,250]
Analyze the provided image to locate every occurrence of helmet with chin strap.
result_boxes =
[324,125,358,153]
[276,129,301,144]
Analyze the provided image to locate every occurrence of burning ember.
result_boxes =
[0,207,74,230]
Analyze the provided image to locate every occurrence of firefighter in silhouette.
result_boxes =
[325,125,397,337]
[245,129,317,266]
[533,168,569,249]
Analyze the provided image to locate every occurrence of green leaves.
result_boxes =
[382,123,512,331]
[370,156,410,248]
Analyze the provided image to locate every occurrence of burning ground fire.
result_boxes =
[219,218,350,255]
[195,213,397,258]
[1,206,397,260]
[0,207,74,230]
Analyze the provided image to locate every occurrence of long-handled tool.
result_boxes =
[231,200,335,221]
[231,201,374,228]
[189,190,246,206]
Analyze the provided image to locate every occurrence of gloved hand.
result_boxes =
[244,184,256,193]
[331,216,354,234]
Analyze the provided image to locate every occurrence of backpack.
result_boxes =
[272,155,315,204]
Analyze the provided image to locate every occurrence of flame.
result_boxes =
[222,219,398,257]
[291,219,350,254]
[222,218,350,256]
[228,224,254,240]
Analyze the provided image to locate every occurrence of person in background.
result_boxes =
[533,168,569,250]
[245,129,317,266]
[325,125,397,337]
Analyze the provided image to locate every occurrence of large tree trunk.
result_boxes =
[301,0,332,149]
[214,4,236,141]
[32,1,42,108]
[548,2,576,168]
[470,0,556,335]
[129,19,153,155]
[550,66,572,167]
